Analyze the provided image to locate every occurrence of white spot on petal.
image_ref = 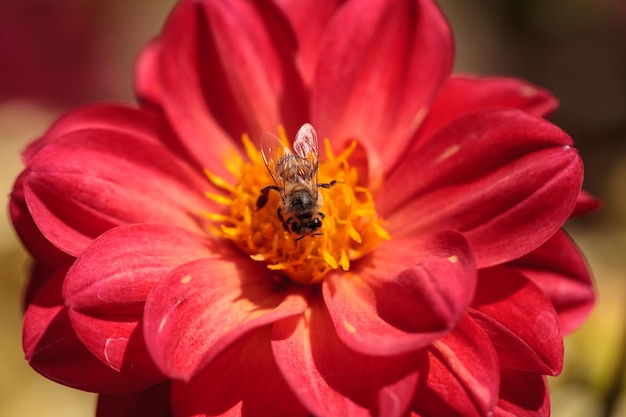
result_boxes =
[533,311,559,343]
[409,107,428,132]
[343,320,357,334]
[104,337,127,371]
[436,144,460,163]
[520,85,537,97]
[158,316,167,333]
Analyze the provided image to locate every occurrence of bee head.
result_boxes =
[291,217,323,235]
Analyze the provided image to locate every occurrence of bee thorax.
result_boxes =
[284,187,320,213]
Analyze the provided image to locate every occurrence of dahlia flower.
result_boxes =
[10,0,595,416]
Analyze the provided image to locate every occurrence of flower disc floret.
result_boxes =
[204,130,390,284]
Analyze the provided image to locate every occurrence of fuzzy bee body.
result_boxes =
[257,123,335,239]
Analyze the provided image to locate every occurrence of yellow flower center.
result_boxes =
[203,128,390,285]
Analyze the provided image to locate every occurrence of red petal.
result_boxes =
[494,371,550,417]
[144,257,307,380]
[417,75,559,143]
[381,109,583,267]
[274,0,343,84]
[137,0,234,178]
[571,190,601,217]
[23,267,162,393]
[66,311,164,381]
[64,224,212,315]
[508,230,595,335]
[62,224,213,379]
[48,104,164,145]
[196,0,308,137]
[172,327,308,417]
[23,263,63,310]
[272,299,422,417]
[96,382,173,417]
[51,104,190,169]
[470,267,563,375]
[312,0,452,180]
[134,40,164,108]
[10,171,72,269]
[412,315,499,417]
[144,0,307,177]
[23,129,211,256]
[22,104,166,163]
[323,231,476,356]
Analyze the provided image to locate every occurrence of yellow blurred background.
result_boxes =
[1,0,624,416]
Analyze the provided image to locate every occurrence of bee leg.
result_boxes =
[296,232,323,241]
[277,207,289,231]
[256,185,280,210]
[318,180,337,189]
[317,212,325,219]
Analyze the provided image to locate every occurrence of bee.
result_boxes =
[256,123,336,240]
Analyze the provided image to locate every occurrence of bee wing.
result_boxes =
[260,131,292,196]
[292,123,320,194]
[293,123,319,168]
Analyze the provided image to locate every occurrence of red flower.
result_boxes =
[11,0,595,416]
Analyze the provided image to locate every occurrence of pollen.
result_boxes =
[203,129,390,285]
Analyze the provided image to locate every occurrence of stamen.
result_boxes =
[204,132,389,285]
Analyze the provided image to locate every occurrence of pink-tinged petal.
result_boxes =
[172,327,308,417]
[63,224,212,315]
[412,315,499,417]
[323,231,476,356]
[417,75,559,144]
[9,171,73,269]
[508,230,595,335]
[274,0,344,84]
[470,267,563,375]
[23,129,211,256]
[494,371,550,417]
[23,267,163,393]
[144,257,307,380]
[571,190,601,217]
[312,0,452,179]
[63,224,212,380]
[97,382,172,417]
[381,109,583,267]
[272,299,422,417]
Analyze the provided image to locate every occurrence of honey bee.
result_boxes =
[256,123,336,240]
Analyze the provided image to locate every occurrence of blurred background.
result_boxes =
[0,0,624,416]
